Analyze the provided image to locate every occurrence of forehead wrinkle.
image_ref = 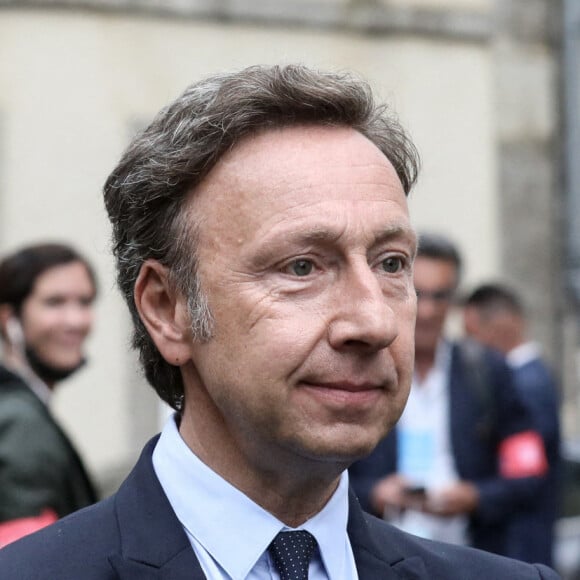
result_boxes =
[259,162,402,199]
[217,138,401,193]
[258,215,415,248]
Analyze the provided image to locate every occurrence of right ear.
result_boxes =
[134,260,192,367]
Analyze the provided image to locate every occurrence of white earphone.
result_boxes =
[5,316,25,349]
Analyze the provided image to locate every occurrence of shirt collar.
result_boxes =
[152,415,350,580]
[507,341,541,368]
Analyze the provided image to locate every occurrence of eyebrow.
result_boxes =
[289,224,416,247]
[372,225,417,253]
[255,223,417,262]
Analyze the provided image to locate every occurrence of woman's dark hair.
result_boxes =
[0,242,97,315]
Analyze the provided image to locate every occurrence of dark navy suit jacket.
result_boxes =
[0,434,560,579]
[350,342,546,557]
[504,354,561,566]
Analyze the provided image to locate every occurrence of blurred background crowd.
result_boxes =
[0,0,579,576]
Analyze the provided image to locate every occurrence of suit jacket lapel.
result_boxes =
[109,437,206,580]
[108,550,206,580]
[348,490,428,579]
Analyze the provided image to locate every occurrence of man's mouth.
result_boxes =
[298,380,386,407]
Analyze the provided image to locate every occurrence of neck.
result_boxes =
[3,348,54,390]
[179,409,342,527]
[414,347,436,381]
[503,332,526,355]
[3,345,22,371]
[236,463,341,528]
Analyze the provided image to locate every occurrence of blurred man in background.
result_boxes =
[350,233,548,557]
[464,283,561,566]
[0,242,98,546]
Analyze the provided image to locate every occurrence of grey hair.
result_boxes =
[103,64,420,411]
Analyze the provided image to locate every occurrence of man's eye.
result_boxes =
[289,259,314,277]
[381,256,404,273]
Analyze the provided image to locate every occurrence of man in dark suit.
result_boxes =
[0,65,560,579]
[464,283,561,566]
[350,234,550,558]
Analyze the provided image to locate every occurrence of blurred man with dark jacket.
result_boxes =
[350,234,549,558]
[464,283,561,566]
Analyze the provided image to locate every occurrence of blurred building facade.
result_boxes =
[0,0,577,494]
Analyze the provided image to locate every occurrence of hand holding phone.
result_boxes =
[403,485,426,498]
[402,485,427,510]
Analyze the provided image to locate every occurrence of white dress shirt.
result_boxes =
[152,415,359,580]
[394,340,468,545]
[507,341,541,370]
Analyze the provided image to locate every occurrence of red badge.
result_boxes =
[499,430,548,478]
[0,508,58,547]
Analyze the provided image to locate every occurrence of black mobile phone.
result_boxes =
[404,485,426,497]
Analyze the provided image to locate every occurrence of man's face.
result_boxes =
[463,304,482,340]
[413,256,457,355]
[463,306,516,355]
[184,125,417,471]
[20,262,95,372]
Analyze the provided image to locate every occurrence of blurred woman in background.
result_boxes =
[0,242,98,546]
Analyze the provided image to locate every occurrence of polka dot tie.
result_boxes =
[268,530,318,580]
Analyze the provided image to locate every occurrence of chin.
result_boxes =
[52,356,83,369]
[299,426,387,465]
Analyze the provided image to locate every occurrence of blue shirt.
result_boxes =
[152,415,359,580]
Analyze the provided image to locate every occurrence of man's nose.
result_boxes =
[327,263,398,352]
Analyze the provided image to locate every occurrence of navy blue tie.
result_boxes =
[268,530,318,580]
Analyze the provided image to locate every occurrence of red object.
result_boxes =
[0,508,58,547]
[499,430,548,478]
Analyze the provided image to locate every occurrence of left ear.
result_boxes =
[134,260,192,367]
